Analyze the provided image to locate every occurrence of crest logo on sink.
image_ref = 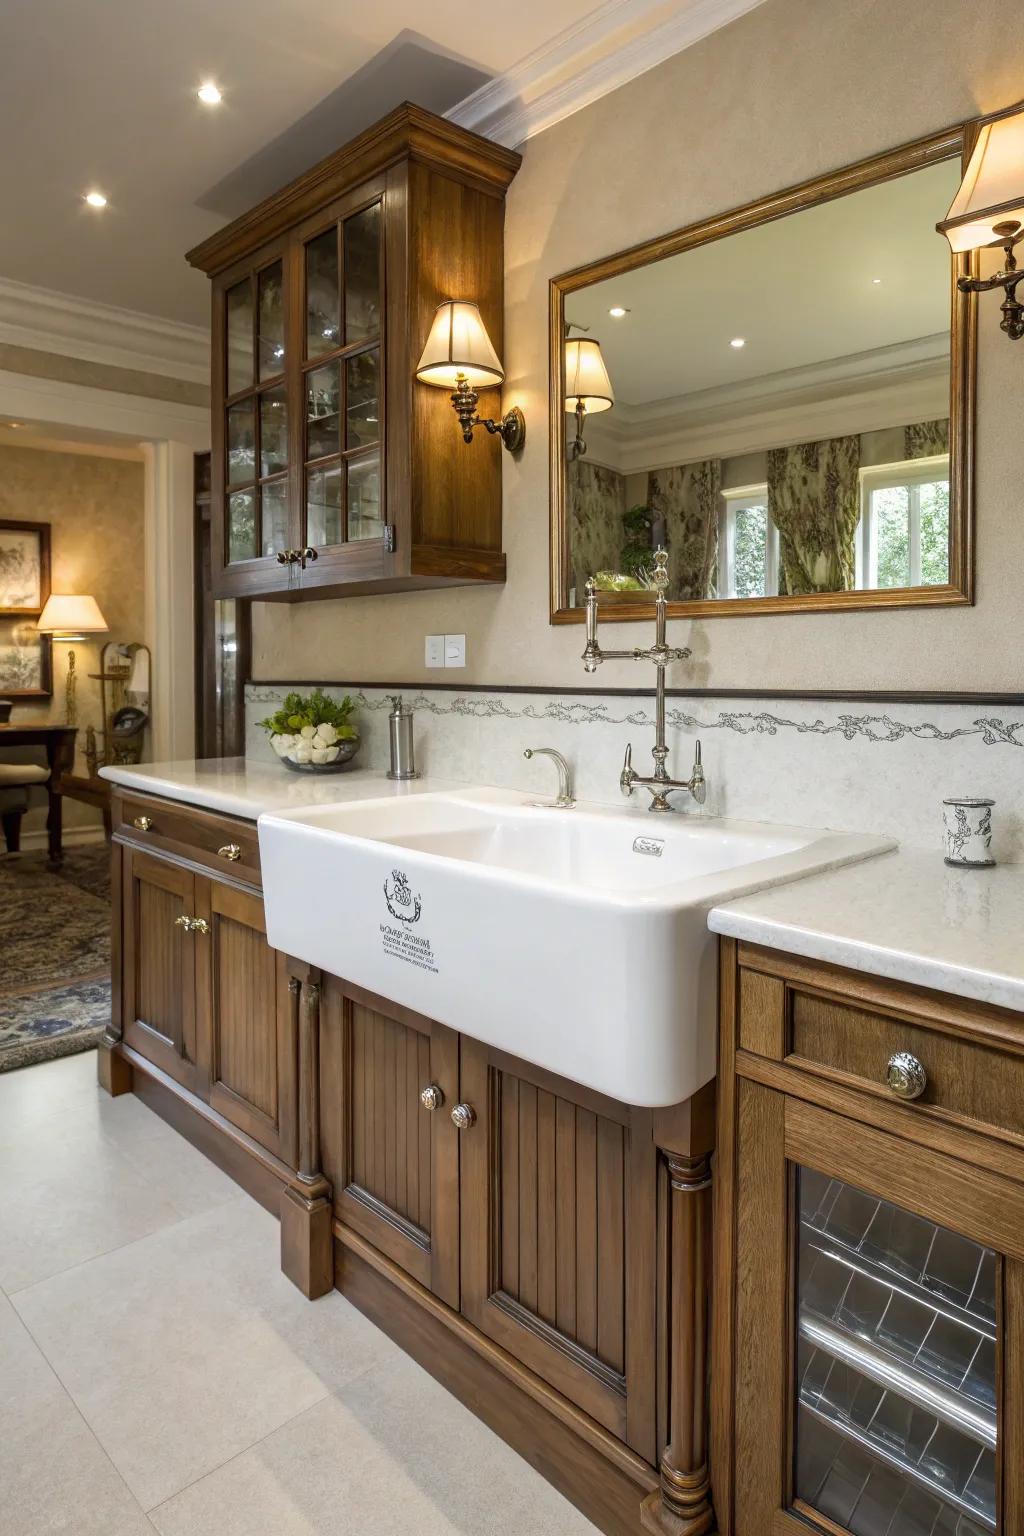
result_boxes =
[384,869,422,923]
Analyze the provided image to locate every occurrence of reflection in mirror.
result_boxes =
[561,155,964,610]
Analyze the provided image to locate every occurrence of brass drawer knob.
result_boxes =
[132,815,153,832]
[217,843,242,862]
[451,1103,476,1131]
[886,1051,927,1101]
[420,1083,444,1112]
[173,914,190,929]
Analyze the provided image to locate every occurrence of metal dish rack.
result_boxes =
[794,1170,997,1536]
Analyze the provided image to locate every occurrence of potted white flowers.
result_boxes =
[257,689,359,772]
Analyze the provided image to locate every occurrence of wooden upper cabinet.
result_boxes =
[186,104,521,601]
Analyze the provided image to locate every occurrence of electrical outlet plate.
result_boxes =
[444,634,466,668]
[425,634,445,668]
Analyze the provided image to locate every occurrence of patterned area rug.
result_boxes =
[0,845,112,1072]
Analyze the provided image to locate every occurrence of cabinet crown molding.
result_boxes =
[186,102,522,278]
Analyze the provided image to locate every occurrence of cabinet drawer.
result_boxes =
[116,791,261,886]
[789,989,1024,1141]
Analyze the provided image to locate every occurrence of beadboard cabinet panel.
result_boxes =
[122,847,203,1095]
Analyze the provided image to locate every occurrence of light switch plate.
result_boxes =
[444,633,466,668]
[425,634,445,668]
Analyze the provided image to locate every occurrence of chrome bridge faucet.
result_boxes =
[582,548,706,814]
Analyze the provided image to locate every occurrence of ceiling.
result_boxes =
[0,0,602,327]
[566,159,961,406]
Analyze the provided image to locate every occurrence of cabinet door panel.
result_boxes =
[460,1040,657,1460]
[200,879,298,1166]
[122,848,201,1093]
[320,980,459,1307]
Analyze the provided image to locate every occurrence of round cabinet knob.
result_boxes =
[420,1083,444,1112]
[132,815,153,832]
[886,1051,927,1101]
[450,1103,476,1131]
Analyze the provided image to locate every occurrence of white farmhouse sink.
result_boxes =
[259,788,893,1107]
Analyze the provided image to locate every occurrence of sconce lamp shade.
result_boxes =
[564,338,614,414]
[415,301,504,389]
[938,108,1024,252]
[36,593,109,639]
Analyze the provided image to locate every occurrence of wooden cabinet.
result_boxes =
[186,103,520,603]
[319,977,460,1308]
[459,1039,658,1460]
[199,879,298,1166]
[122,847,203,1095]
[114,792,299,1171]
[714,939,1024,1536]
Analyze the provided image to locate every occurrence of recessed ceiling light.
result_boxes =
[197,81,223,106]
[7,421,23,429]
[608,306,629,318]
[872,276,883,285]
[730,336,746,349]
[84,190,107,209]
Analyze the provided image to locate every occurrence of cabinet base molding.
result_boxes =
[280,1183,333,1300]
[640,1470,715,1536]
[116,1044,294,1218]
[97,1036,133,1097]
[333,1224,660,1536]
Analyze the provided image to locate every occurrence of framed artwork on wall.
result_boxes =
[0,616,52,698]
[0,520,51,614]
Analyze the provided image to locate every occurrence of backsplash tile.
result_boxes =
[246,685,1024,862]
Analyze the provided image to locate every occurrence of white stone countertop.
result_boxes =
[99,758,462,821]
[709,847,1024,1014]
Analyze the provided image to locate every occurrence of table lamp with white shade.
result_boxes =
[36,594,109,725]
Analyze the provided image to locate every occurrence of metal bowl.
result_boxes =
[279,737,360,773]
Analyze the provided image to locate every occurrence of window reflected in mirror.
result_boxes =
[558,150,968,613]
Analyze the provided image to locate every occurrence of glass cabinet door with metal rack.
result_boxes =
[729,1088,1024,1536]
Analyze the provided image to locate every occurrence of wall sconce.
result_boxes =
[415,300,525,452]
[564,336,614,459]
[938,104,1024,340]
[36,593,109,725]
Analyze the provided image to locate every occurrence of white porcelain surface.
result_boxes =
[710,848,1024,1012]
[100,758,460,821]
[259,786,892,1106]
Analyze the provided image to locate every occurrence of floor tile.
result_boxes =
[0,1095,188,1293]
[0,1288,153,1535]
[14,1197,401,1511]
[150,1350,599,1536]
[93,1090,242,1221]
[0,1048,102,1140]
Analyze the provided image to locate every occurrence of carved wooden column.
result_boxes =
[643,1083,716,1536]
[280,974,334,1298]
[97,839,132,1096]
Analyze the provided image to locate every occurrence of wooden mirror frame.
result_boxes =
[549,121,978,625]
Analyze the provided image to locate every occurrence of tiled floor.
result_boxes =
[0,1052,599,1534]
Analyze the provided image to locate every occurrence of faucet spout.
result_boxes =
[523,748,575,808]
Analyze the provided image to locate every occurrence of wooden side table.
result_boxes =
[55,772,113,839]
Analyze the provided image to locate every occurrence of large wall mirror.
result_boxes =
[549,126,976,623]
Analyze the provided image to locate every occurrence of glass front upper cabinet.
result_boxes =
[223,258,288,564]
[793,1169,996,1536]
[302,201,384,550]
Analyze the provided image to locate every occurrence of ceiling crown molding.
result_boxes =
[0,277,209,384]
[446,0,770,148]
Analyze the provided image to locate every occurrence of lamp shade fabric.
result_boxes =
[36,593,109,637]
[938,109,1024,253]
[564,338,614,414]
[415,301,504,388]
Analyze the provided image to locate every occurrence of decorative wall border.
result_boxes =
[247,685,1024,750]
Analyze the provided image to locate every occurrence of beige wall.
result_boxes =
[1,442,145,831]
[253,0,1024,693]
